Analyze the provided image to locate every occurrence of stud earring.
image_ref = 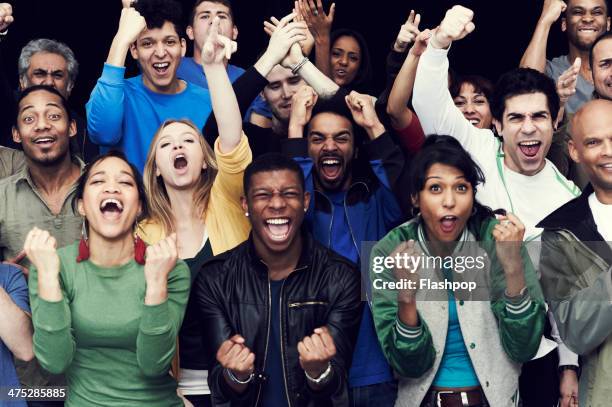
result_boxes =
[245,212,249,217]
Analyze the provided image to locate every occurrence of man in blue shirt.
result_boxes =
[0,264,33,406]
[86,0,213,172]
[284,87,406,406]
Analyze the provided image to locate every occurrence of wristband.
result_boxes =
[304,362,332,384]
[558,365,580,377]
[226,368,254,385]
[290,56,309,75]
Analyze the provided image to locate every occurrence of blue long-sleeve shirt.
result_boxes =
[86,63,213,172]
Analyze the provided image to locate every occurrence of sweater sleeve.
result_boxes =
[489,240,546,363]
[86,64,127,146]
[136,260,190,377]
[369,233,436,378]
[413,45,496,154]
[211,133,252,208]
[28,265,76,375]
[203,66,269,145]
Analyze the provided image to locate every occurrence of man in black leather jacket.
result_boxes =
[193,153,362,407]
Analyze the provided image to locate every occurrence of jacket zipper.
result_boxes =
[254,278,272,406]
[279,280,292,407]
[288,301,328,308]
[343,193,371,305]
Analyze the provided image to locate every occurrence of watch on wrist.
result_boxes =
[304,362,332,384]
[558,365,581,377]
[290,56,309,75]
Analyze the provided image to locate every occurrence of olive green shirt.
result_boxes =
[0,146,25,180]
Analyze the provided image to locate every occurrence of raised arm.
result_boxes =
[201,17,241,153]
[519,0,566,71]
[86,5,146,146]
[297,0,335,78]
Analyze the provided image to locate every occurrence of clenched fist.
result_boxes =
[289,85,318,133]
[116,6,147,45]
[298,326,336,379]
[24,227,60,278]
[143,233,178,304]
[217,335,255,382]
[345,91,384,138]
[0,3,13,32]
[431,5,475,50]
[540,0,567,26]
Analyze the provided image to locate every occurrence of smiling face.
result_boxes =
[563,0,610,51]
[494,92,554,175]
[153,121,207,190]
[569,100,612,193]
[243,169,310,254]
[307,112,355,192]
[453,83,493,129]
[78,156,142,242]
[413,163,474,243]
[12,89,76,166]
[262,65,305,123]
[592,37,612,100]
[187,0,237,54]
[130,21,186,94]
[331,35,361,87]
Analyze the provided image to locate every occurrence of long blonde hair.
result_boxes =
[143,119,218,234]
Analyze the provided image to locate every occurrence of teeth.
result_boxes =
[442,216,456,220]
[469,119,479,125]
[175,154,185,160]
[35,137,54,143]
[153,62,170,68]
[322,159,340,165]
[101,198,123,210]
[266,218,289,225]
[519,141,540,146]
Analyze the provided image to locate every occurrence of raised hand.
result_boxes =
[115,6,147,45]
[298,326,336,379]
[289,86,318,137]
[557,57,580,105]
[394,10,421,53]
[121,0,133,8]
[297,0,335,41]
[217,335,255,381]
[293,2,315,56]
[143,234,178,305]
[409,29,433,58]
[388,239,421,303]
[262,12,308,66]
[540,0,567,25]
[431,5,475,50]
[0,3,13,32]
[201,16,237,65]
[345,91,384,138]
[493,213,525,274]
[23,228,60,278]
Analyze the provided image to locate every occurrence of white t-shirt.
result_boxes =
[589,193,612,242]
[414,45,580,240]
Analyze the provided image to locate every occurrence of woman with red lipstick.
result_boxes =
[25,150,190,406]
[139,19,251,407]
[450,75,495,131]
[369,136,546,407]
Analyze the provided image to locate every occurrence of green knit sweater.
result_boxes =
[28,241,190,406]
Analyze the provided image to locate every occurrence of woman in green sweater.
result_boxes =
[25,151,190,406]
[369,136,546,407]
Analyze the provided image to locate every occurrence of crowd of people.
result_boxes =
[0,0,610,406]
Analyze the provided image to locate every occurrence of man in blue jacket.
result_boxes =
[283,85,406,406]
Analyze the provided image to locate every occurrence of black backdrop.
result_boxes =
[0,0,569,115]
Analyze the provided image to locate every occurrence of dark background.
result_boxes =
[0,0,570,115]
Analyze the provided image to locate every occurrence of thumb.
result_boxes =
[464,21,475,35]
[573,57,581,70]
[328,3,336,19]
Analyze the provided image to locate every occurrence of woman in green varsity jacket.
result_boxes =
[25,151,190,407]
[369,136,545,407]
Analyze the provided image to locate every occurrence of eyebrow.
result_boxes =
[19,102,63,114]
[32,68,65,75]
[309,130,352,137]
[90,170,134,178]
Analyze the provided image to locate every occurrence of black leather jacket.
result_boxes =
[193,231,362,407]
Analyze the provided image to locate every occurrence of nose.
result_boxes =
[154,42,166,58]
[34,115,51,131]
[41,74,54,87]
[339,54,349,66]
[281,83,293,100]
[521,116,537,134]
[464,101,476,114]
[603,139,612,156]
[104,181,120,194]
[441,189,456,209]
[322,137,337,151]
[268,192,287,210]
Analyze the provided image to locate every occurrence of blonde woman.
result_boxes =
[139,18,251,407]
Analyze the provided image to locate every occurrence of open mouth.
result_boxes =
[600,163,612,172]
[32,136,56,147]
[518,140,541,158]
[578,27,598,33]
[467,117,480,127]
[152,62,170,75]
[173,153,188,171]
[265,217,291,241]
[319,156,343,181]
[334,68,347,78]
[100,198,124,221]
[439,215,458,234]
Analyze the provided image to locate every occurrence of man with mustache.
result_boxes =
[283,86,405,406]
[521,0,610,114]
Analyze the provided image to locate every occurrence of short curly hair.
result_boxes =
[135,0,184,37]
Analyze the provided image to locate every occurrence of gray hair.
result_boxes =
[18,38,79,94]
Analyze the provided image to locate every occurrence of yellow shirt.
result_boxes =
[139,134,251,255]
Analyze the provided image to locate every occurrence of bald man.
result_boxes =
[537,99,612,407]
